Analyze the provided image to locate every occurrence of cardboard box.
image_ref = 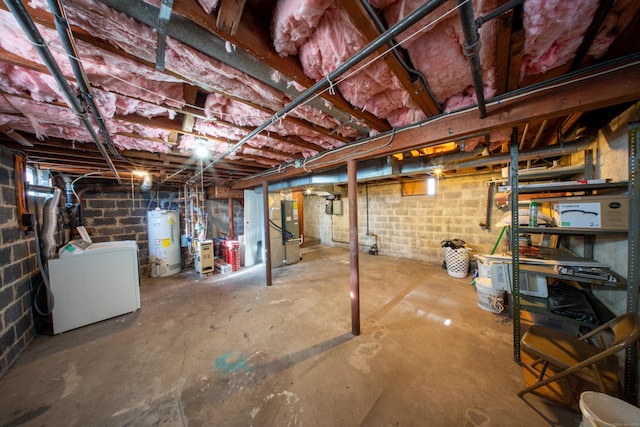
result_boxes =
[544,195,628,230]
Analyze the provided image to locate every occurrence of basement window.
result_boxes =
[26,166,52,196]
[401,178,437,196]
[426,177,437,196]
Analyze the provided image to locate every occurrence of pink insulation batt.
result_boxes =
[204,93,342,151]
[521,0,599,76]
[383,0,459,48]
[384,0,498,111]
[271,0,335,56]
[292,3,424,127]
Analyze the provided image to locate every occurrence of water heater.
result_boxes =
[148,209,181,277]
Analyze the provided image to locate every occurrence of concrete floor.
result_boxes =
[0,245,582,427]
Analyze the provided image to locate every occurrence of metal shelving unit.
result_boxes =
[510,122,639,402]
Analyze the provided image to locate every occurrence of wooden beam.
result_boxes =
[506,27,525,92]
[235,60,640,189]
[216,0,247,36]
[0,125,33,147]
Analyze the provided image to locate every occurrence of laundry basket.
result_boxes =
[444,246,470,278]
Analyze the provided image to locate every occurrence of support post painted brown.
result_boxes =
[262,181,272,286]
[228,197,234,239]
[348,159,361,335]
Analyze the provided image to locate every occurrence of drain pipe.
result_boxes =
[192,0,449,181]
[4,0,122,182]
[457,0,487,118]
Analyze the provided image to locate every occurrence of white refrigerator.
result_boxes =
[48,241,141,334]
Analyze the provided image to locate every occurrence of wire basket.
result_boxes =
[444,247,470,278]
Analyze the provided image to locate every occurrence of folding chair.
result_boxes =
[518,313,640,403]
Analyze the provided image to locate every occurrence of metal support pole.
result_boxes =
[262,182,272,286]
[509,128,521,362]
[348,160,361,335]
[625,122,639,402]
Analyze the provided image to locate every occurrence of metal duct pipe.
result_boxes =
[3,0,122,183]
[457,0,487,118]
[41,187,61,259]
[193,0,449,180]
[140,173,153,191]
[450,136,596,170]
[267,134,597,190]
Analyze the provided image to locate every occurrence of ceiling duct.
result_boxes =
[266,134,596,191]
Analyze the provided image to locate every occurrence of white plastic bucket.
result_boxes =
[475,277,505,313]
[580,391,640,427]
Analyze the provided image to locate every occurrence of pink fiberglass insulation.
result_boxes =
[271,0,335,56]
[192,118,320,158]
[297,3,419,126]
[106,119,172,142]
[0,95,82,139]
[23,0,346,149]
[588,0,640,59]
[383,0,459,49]
[178,134,230,156]
[204,93,342,150]
[0,63,64,103]
[0,93,173,152]
[0,9,185,111]
[461,128,512,152]
[521,0,599,77]
[31,0,157,65]
[110,134,171,153]
[163,38,287,113]
[385,0,498,110]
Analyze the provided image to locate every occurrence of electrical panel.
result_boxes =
[325,198,343,215]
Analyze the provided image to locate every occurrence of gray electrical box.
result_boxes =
[325,198,343,215]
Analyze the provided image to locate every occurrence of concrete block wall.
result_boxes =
[304,172,506,266]
[80,188,178,270]
[0,150,37,378]
[302,194,321,240]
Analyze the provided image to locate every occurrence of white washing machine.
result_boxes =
[48,240,141,334]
